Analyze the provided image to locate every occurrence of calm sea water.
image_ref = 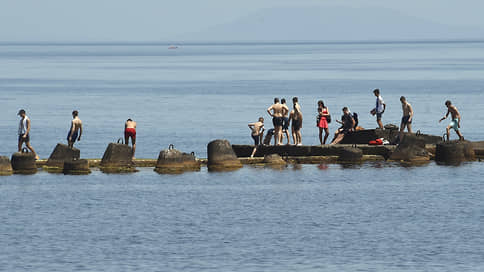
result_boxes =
[1,41,484,271]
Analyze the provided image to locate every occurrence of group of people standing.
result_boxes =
[16,110,138,160]
[249,88,465,153]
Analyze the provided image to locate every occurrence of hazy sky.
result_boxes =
[1,0,483,41]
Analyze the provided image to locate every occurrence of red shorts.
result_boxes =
[125,128,136,140]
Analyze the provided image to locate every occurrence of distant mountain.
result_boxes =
[186,6,484,41]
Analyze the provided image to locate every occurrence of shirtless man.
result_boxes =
[280,98,290,145]
[439,100,464,141]
[125,119,137,160]
[17,109,39,160]
[289,97,303,145]
[267,98,289,145]
[68,110,83,148]
[248,117,264,158]
[399,96,414,142]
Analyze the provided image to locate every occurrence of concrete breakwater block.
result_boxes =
[11,149,37,174]
[263,154,286,165]
[337,147,363,163]
[46,143,80,171]
[436,140,475,165]
[389,134,429,162]
[100,143,136,173]
[0,156,13,176]
[155,145,201,174]
[63,159,91,175]
[207,139,242,172]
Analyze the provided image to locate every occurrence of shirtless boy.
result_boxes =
[17,109,39,160]
[68,110,83,148]
[439,100,464,141]
[399,96,414,141]
[267,98,289,145]
[248,117,264,158]
[289,97,303,145]
[125,119,137,160]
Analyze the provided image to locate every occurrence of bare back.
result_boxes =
[126,120,137,129]
[250,121,264,136]
[71,117,82,132]
[268,103,288,118]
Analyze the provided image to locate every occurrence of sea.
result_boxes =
[0,41,483,271]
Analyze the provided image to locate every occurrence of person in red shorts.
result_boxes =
[124,119,137,160]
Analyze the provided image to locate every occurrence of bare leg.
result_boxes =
[250,146,257,158]
[399,123,405,143]
[275,127,281,145]
[124,134,129,146]
[331,133,345,145]
[131,137,136,160]
[296,129,302,145]
[25,142,39,160]
[291,127,297,145]
[284,130,290,145]
[456,130,464,141]
[323,128,329,145]
[377,119,384,129]
[18,140,22,152]
[407,123,412,134]
[446,126,451,141]
[319,128,323,145]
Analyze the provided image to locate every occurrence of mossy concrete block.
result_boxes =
[47,143,80,168]
[208,140,242,172]
[11,151,37,174]
[0,156,13,176]
[155,147,201,174]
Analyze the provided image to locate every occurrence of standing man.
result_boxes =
[371,89,386,129]
[439,100,464,141]
[289,97,303,145]
[267,98,289,146]
[17,109,39,159]
[399,96,414,141]
[68,110,83,148]
[125,119,137,160]
[280,98,290,145]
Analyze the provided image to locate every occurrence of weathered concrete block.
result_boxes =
[338,147,363,163]
[11,149,37,174]
[46,143,80,169]
[389,134,429,162]
[155,145,201,174]
[208,140,242,171]
[63,159,91,175]
[100,143,135,172]
[263,154,286,165]
[0,156,13,176]
[436,140,475,164]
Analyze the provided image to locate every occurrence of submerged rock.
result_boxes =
[11,149,37,174]
[0,156,13,176]
[263,154,286,165]
[155,145,201,174]
[207,139,242,172]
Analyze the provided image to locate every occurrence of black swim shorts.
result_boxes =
[272,117,284,127]
[401,116,412,125]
